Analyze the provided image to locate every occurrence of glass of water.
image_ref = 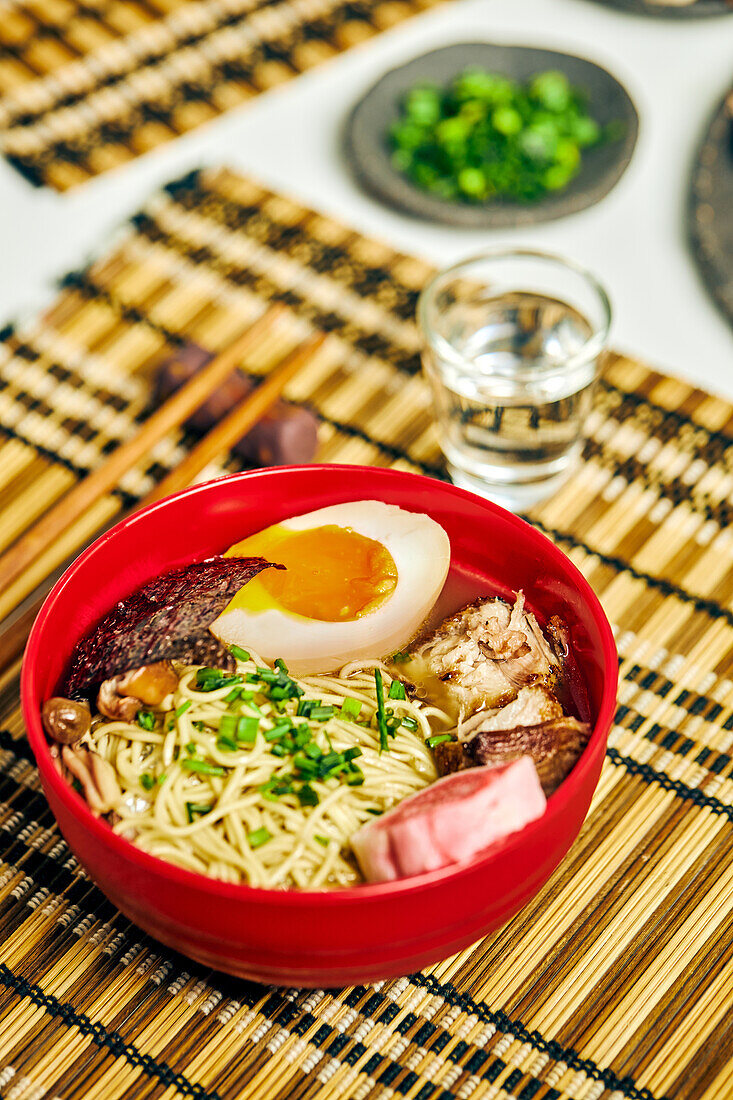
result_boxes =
[417,249,611,512]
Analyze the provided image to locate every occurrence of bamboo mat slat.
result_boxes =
[0,0,451,191]
[3,166,733,1099]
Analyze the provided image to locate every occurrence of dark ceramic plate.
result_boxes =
[593,0,732,17]
[344,43,639,228]
[689,88,733,327]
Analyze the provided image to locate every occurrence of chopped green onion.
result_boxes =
[427,733,453,747]
[157,773,167,785]
[186,802,212,823]
[223,687,242,704]
[217,734,239,752]
[297,784,319,807]
[229,645,250,663]
[271,744,288,757]
[140,773,155,791]
[181,759,225,776]
[343,747,362,762]
[259,777,293,800]
[256,667,278,684]
[294,725,310,747]
[293,754,318,778]
[304,742,323,760]
[218,714,237,740]
[275,658,289,673]
[391,650,410,663]
[136,710,155,731]
[195,669,243,692]
[401,715,418,732]
[345,769,364,786]
[309,705,335,721]
[388,680,406,701]
[175,700,192,718]
[374,668,389,752]
[185,741,197,756]
[265,721,292,742]
[314,834,331,847]
[366,808,383,815]
[248,827,271,849]
[236,716,259,743]
[340,697,362,720]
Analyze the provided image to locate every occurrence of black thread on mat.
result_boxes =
[128,208,422,364]
[84,187,733,524]
[4,156,45,189]
[0,963,222,1099]
[622,665,724,721]
[605,748,733,820]
[7,0,393,179]
[0,737,546,1099]
[163,181,420,322]
[47,271,443,478]
[0,730,701,1100]
[1,0,277,129]
[409,975,667,1100]
[47,164,733,453]
[581,435,733,530]
[0,731,35,764]
[597,379,733,455]
[0,423,136,506]
[530,518,733,630]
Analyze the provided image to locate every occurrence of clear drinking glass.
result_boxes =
[418,249,611,512]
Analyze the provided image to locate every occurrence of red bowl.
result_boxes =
[22,465,617,986]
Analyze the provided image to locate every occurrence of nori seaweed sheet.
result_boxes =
[62,556,280,696]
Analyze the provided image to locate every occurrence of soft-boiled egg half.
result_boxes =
[210,501,450,675]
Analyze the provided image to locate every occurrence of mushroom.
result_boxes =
[49,743,64,777]
[97,661,179,721]
[61,745,121,815]
[42,697,91,744]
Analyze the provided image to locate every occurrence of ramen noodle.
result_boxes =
[84,648,449,889]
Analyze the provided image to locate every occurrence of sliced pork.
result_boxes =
[468,716,591,797]
[458,683,563,741]
[403,593,560,720]
[351,757,546,883]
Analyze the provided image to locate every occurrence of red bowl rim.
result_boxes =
[21,465,618,906]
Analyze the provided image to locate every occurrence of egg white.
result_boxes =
[210,500,451,675]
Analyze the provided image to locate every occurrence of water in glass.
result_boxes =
[423,290,598,511]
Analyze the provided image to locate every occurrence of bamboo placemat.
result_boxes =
[4,166,733,1099]
[0,0,447,192]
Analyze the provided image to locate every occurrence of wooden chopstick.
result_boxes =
[0,600,37,674]
[0,304,286,597]
[0,318,325,673]
[141,330,327,506]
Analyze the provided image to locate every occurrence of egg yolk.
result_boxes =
[225,524,398,621]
